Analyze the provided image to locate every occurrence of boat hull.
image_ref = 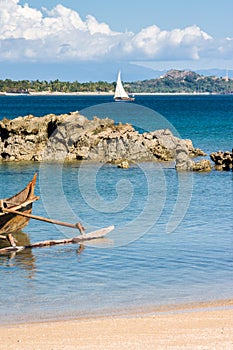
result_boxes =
[0,203,34,234]
[0,174,39,234]
[114,97,135,102]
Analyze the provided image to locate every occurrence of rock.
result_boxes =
[192,159,212,172]
[117,160,130,169]
[210,150,233,171]
[175,142,193,171]
[175,141,211,172]
[185,139,207,157]
[0,112,206,166]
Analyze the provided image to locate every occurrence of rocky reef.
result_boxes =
[210,150,233,171]
[0,112,206,168]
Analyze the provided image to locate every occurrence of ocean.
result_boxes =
[0,94,232,324]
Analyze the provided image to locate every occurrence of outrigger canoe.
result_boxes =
[0,173,39,235]
[0,173,114,253]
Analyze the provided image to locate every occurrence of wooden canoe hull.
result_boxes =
[0,203,33,234]
[0,174,39,234]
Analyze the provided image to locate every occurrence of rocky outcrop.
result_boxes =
[210,150,233,171]
[175,142,211,172]
[0,113,69,161]
[0,112,205,165]
[192,159,212,172]
[117,160,130,169]
[175,142,193,171]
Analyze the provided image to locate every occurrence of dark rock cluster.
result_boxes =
[210,150,233,171]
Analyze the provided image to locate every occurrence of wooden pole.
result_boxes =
[25,234,98,248]
[2,208,85,233]
[7,233,17,247]
[0,225,114,253]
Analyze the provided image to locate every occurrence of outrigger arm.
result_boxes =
[2,208,85,234]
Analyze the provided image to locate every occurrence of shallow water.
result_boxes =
[0,95,232,324]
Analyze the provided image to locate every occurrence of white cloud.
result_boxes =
[0,0,232,63]
[126,25,212,60]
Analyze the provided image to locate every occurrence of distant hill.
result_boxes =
[127,69,233,94]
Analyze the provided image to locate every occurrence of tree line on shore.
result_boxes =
[0,70,232,94]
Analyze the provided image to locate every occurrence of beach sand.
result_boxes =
[1,300,233,349]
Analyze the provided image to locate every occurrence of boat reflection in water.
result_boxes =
[0,231,35,275]
[0,229,103,274]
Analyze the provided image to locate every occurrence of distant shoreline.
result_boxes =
[0,91,219,96]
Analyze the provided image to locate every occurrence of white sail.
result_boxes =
[114,71,129,99]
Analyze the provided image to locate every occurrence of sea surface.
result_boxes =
[0,95,232,324]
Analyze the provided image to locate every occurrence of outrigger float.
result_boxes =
[0,173,114,253]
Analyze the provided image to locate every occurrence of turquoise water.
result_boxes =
[0,95,232,324]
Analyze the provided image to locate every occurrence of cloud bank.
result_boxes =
[0,0,232,63]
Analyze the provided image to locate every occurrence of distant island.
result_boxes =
[0,69,232,95]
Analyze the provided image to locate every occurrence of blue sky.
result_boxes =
[22,0,232,38]
[0,0,232,81]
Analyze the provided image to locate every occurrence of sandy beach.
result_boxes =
[1,300,233,350]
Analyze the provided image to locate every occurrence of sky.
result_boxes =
[0,0,232,81]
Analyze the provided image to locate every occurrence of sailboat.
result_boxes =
[114,71,135,102]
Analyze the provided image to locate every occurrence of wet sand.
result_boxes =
[1,300,233,349]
